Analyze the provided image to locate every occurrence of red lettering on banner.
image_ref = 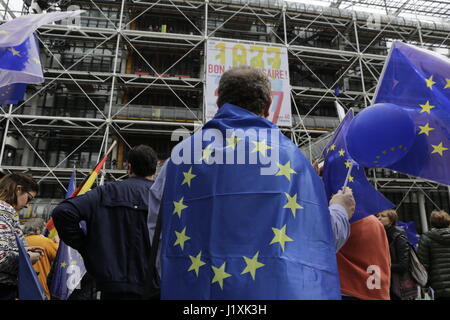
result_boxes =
[208,64,225,74]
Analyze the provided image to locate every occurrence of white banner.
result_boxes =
[205,40,292,127]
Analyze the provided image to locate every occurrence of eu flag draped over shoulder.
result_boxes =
[373,40,450,185]
[49,168,87,299]
[160,103,341,299]
[15,235,47,300]
[322,109,395,223]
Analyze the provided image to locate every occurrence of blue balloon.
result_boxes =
[346,103,416,168]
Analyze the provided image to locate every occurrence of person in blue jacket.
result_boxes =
[52,144,158,300]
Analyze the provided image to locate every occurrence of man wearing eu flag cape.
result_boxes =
[148,66,355,300]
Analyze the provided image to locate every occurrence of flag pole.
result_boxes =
[99,140,117,186]
[342,161,354,190]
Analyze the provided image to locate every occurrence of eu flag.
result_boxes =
[373,41,450,185]
[49,169,87,299]
[397,220,420,250]
[15,235,47,300]
[322,109,395,223]
[0,83,26,104]
[0,10,84,48]
[0,33,43,89]
[160,103,341,299]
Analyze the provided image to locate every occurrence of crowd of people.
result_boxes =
[0,66,450,300]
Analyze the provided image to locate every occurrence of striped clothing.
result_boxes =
[0,200,23,286]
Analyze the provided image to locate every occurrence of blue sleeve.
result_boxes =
[329,204,350,252]
[52,188,99,251]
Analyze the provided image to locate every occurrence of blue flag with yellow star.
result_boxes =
[397,220,420,250]
[373,40,450,185]
[322,109,395,223]
[160,103,341,300]
[49,169,87,300]
[0,83,26,104]
[0,33,43,89]
[15,234,47,300]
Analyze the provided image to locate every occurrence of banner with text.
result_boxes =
[205,40,292,127]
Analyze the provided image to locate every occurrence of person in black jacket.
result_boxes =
[377,209,415,300]
[52,145,157,300]
[418,210,450,300]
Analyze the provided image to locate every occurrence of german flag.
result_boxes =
[45,141,117,240]
[71,153,109,197]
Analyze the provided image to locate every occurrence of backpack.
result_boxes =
[407,242,428,287]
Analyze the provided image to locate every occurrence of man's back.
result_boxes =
[159,104,341,299]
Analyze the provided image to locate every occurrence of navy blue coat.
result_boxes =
[52,177,154,295]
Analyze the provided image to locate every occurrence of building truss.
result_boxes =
[0,0,449,225]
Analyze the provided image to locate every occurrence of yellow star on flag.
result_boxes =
[241,251,265,280]
[445,78,450,89]
[275,161,297,181]
[174,227,191,250]
[32,57,40,65]
[431,142,448,156]
[182,167,196,187]
[173,197,188,218]
[344,160,352,168]
[283,193,303,217]
[200,145,214,162]
[425,75,436,89]
[225,132,242,150]
[419,101,435,114]
[418,123,435,136]
[251,139,271,156]
[188,251,206,277]
[348,176,354,183]
[8,48,21,56]
[329,144,336,150]
[60,262,67,268]
[270,225,293,251]
[211,262,232,290]
[0,30,9,34]
[338,149,345,157]
[70,260,78,265]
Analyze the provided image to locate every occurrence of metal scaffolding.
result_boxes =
[0,0,449,229]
